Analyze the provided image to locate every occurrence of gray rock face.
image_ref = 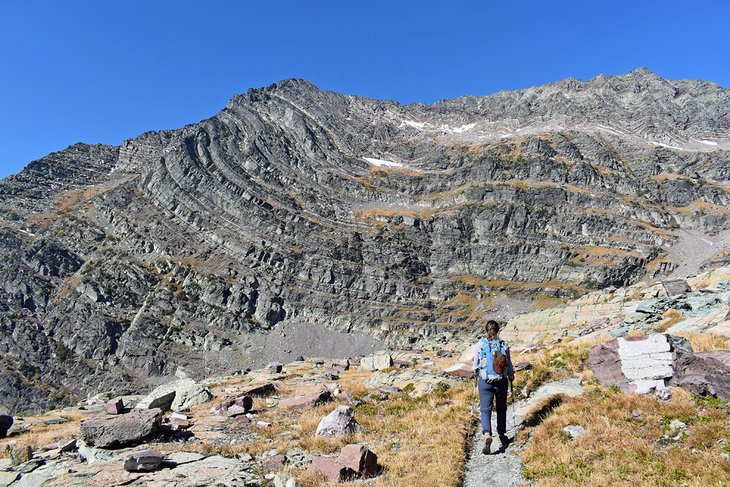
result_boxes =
[80,408,162,448]
[2,70,730,414]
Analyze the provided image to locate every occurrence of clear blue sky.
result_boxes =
[1,0,729,179]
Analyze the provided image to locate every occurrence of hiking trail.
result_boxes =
[462,399,524,487]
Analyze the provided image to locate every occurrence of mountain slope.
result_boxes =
[2,69,730,413]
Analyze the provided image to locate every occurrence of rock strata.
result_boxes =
[3,70,730,413]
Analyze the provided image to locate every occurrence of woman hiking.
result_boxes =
[472,319,514,454]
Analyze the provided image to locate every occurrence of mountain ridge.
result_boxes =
[2,69,730,414]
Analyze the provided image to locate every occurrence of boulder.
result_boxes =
[105,397,124,415]
[338,444,379,477]
[360,353,392,371]
[261,454,287,472]
[268,362,284,374]
[668,350,730,399]
[80,408,162,448]
[309,456,357,482]
[662,279,692,296]
[588,334,691,394]
[315,406,360,438]
[444,362,473,379]
[241,382,277,397]
[212,395,253,416]
[0,415,12,438]
[563,425,586,440]
[326,359,350,372]
[280,389,331,409]
[123,450,164,472]
[513,361,532,372]
[9,445,33,465]
[136,379,213,412]
[58,438,77,453]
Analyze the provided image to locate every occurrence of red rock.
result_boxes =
[310,456,356,482]
[260,454,286,472]
[444,363,473,379]
[338,444,379,477]
[213,395,253,416]
[279,389,331,409]
[105,397,125,415]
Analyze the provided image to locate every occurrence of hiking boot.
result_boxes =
[482,435,492,455]
[499,434,509,446]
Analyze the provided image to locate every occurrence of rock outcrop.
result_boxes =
[589,334,730,398]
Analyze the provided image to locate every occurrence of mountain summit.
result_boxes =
[1,70,730,413]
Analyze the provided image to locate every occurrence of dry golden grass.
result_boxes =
[511,344,591,393]
[674,331,730,352]
[654,309,685,333]
[212,367,475,487]
[521,386,730,486]
[54,185,107,213]
[0,411,86,457]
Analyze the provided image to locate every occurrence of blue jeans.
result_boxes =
[478,377,508,436]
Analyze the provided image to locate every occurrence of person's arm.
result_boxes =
[472,341,480,374]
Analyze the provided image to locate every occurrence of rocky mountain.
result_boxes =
[2,68,730,414]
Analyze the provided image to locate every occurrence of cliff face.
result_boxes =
[2,69,730,413]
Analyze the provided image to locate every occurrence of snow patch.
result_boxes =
[443,123,475,133]
[698,140,719,146]
[363,157,404,168]
[651,141,684,151]
[400,120,428,131]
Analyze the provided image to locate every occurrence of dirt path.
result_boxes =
[462,378,584,487]
[462,400,524,487]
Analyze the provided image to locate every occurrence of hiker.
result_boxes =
[472,319,514,454]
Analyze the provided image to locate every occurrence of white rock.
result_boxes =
[361,353,393,371]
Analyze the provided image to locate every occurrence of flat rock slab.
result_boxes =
[279,389,331,409]
[513,378,584,429]
[444,362,473,379]
[81,408,162,448]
